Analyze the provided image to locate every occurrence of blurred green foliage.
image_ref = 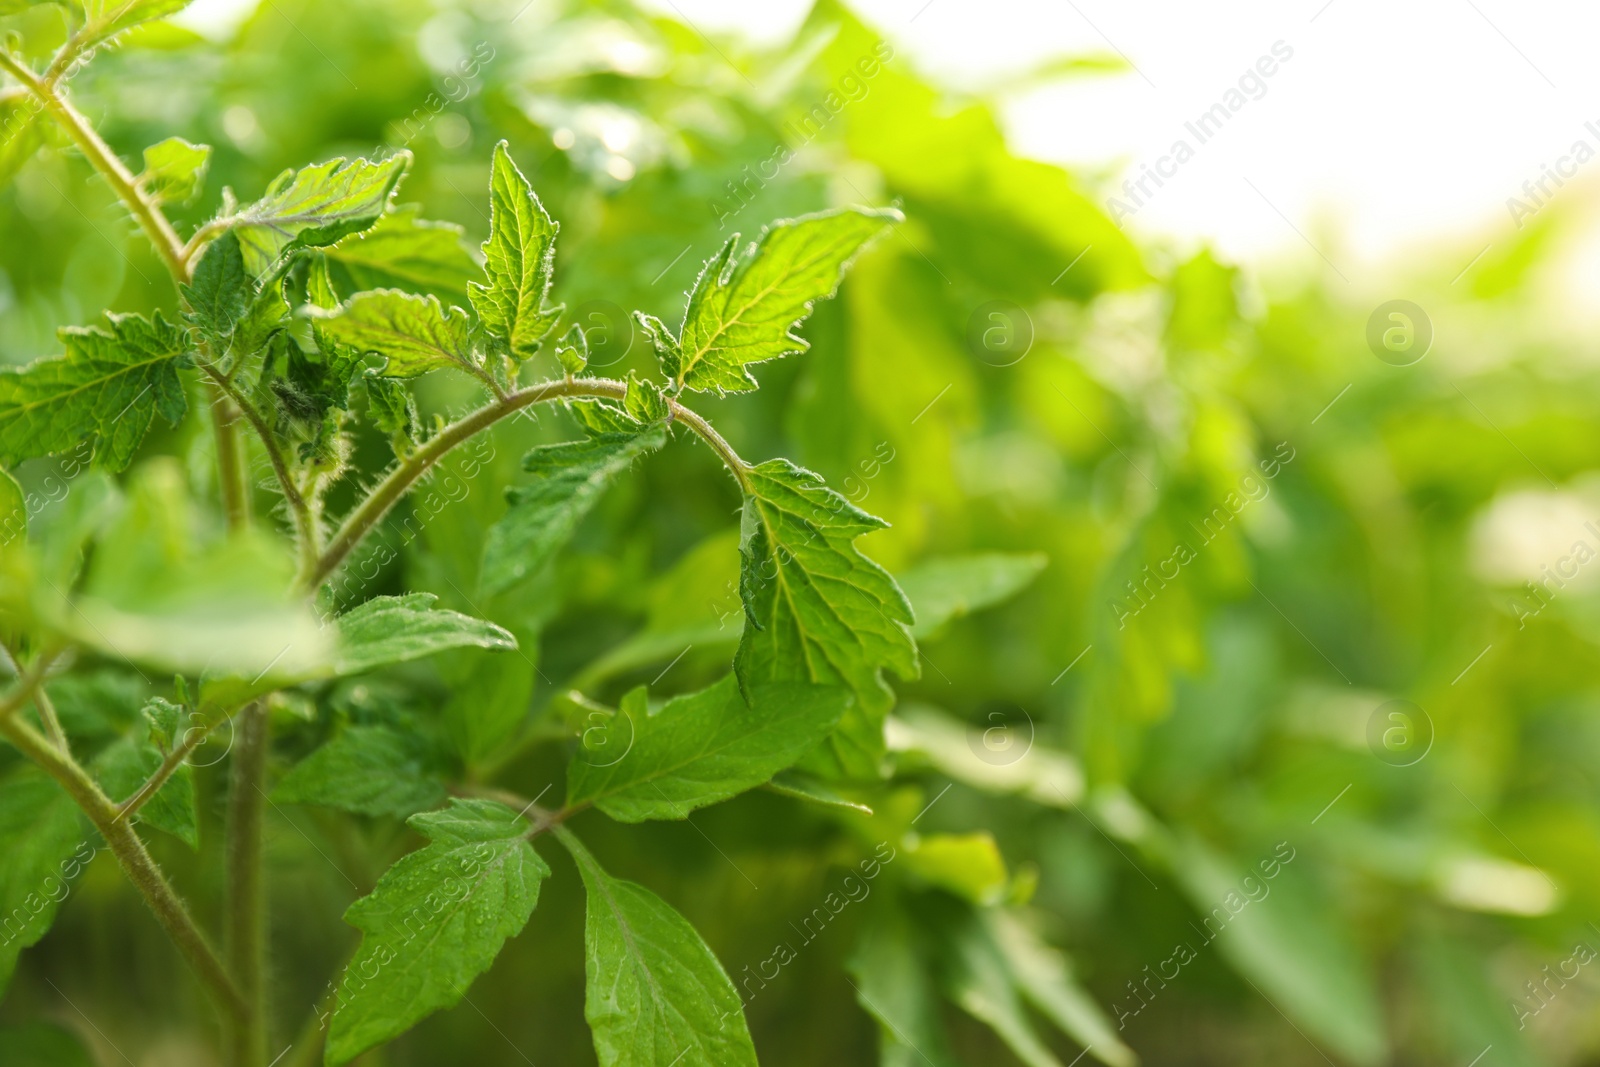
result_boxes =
[3,1,1600,1066]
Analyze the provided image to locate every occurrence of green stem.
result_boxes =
[0,712,246,1017]
[0,50,260,537]
[0,50,187,279]
[299,377,749,594]
[200,363,318,566]
[117,710,224,819]
[224,703,270,1067]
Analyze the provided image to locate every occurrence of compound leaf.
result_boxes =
[233,154,409,276]
[659,207,898,394]
[470,140,562,361]
[735,458,917,779]
[0,311,189,472]
[326,799,549,1064]
[557,828,758,1067]
[566,674,849,822]
[480,424,667,595]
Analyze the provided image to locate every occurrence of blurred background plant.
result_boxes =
[3,1,1599,1065]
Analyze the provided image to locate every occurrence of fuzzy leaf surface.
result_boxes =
[0,312,189,472]
[469,141,562,360]
[664,207,898,393]
[321,207,479,305]
[314,289,480,380]
[233,154,409,276]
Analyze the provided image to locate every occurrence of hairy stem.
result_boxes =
[208,383,252,532]
[0,51,187,278]
[300,377,749,594]
[0,712,246,1017]
[200,363,318,566]
[224,703,271,1067]
[0,50,271,539]
[33,684,69,752]
[117,712,222,820]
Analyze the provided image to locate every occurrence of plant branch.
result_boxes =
[451,784,585,839]
[298,377,750,594]
[0,712,246,1017]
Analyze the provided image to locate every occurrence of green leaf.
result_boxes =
[470,140,563,361]
[141,695,182,751]
[0,0,68,16]
[556,827,759,1067]
[0,769,91,997]
[555,321,589,376]
[80,0,192,48]
[136,137,209,206]
[0,96,43,189]
[767,769,872,814]
[320,206,479,305]
[988,910,1136,1067]
[333,593,516,676]
[0,468,23,546]
[364,375,420,457]
[657,207,898,394]
[443,649,535,767]
[274,725,446,818]
[0,1023,95,1067]
[567,674,849,822]
[480,425,667,595]
[327,799,549,1065]
[896,552,1047,638]
[0,311,189,472]
[233,153,410,277]
[182,231,253,352]
[314,289,482,380]
[904,832,1008,905]
[734,458,917,779]
[936,902,1067,1067]
[887,705,1084,808]
[94,738,198,848]
[200,593,513,708]
[850,900,958,1067]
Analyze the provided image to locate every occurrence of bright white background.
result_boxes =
[180,0,1600,273]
